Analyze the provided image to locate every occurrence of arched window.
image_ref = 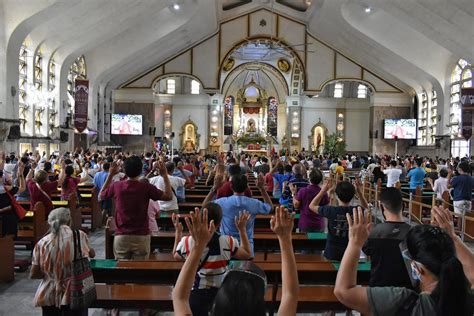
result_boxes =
[417,91,429,146]
[48,54,56,91]
[67,55,87,115]
[334,83,343,98]
[191,80,200,94]
[450,59,473,136]
[167,79,176,94]
[357,84,367,98]
[33,46,43,90]
[18,40,29,133]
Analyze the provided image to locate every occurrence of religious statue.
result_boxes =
[246,119,257,133]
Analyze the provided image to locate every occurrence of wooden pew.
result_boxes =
[105,229,326,259]
[91,259,369,285]
[16,202,48,248]
[92,283,351,313]
[0,235,14,282]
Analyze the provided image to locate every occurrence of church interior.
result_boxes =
[0,0,473,315]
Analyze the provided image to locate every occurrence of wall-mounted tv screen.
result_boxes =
[384,119,416,139]
[111,114,143,135]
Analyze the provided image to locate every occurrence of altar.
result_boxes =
[227,78,279,152]
[241,149,268,156]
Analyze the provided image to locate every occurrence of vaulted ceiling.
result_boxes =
[2,0,473,101]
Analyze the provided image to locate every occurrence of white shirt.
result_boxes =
[149,175,185,211]
[383,168,402,187]
[433,177,449,199]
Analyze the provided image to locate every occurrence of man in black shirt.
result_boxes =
[363,187,412,288]
[254,157,270,175]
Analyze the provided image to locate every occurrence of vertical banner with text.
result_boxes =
[461,88,474,141]
[267,96,278,137]
[74,79,89,133]
[224,96,234,135]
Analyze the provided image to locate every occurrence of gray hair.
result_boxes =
[47,207,71,235]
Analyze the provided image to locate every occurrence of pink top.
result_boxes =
[148,200,160,235]
[61,177,80,200]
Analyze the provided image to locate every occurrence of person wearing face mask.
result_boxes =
[0,163,26,237]
[334,206,473,316]
[362,188,412,288]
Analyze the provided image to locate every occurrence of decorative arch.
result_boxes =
[151,73,205,93]
[179,117,200,153]
[221,62,289,103]
[308,119,328,155]
[318,78,376,95]
[219,36,305,92]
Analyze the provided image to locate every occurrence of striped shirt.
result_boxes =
[176,232,239,290]
[32,226,91,307]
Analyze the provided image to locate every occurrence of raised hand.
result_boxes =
[184,208,215,248]
[346,207,372,249]
[270,205,295,239]
[157,161,168,175]
[109,161,120,176]
[431,205,455,238]
[321,177,333,192]
[235,210,250,232]
[172,213,183,235]
[213,174,225,190]
[256,173,265,190]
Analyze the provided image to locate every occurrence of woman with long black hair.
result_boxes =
[334,206,473,316]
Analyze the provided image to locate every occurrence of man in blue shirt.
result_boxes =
[450,161,474,216]
[93,162,111,224]
[203,173,273,255]
[406,158,425,194]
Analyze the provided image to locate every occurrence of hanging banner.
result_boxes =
[74,79,89,133]
[461,88,474,141]
[267,96,278,136]
[224,96,234,135]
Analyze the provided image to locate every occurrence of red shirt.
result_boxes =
[216,181,252,198]
[265,173,274,192]
[183,165,195,187]
[27,180,58,219]
[101,179,164,235]
[61,177,80,200]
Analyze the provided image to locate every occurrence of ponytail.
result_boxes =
[407,225,472,316]
[434,256,471,316]
[50,219,61,235]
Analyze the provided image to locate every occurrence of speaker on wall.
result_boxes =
[7,125,20,140]
[374,130,379,139]
[60,131,68,143]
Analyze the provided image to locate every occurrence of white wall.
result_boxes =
[301,97,370,152]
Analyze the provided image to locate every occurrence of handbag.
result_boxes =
[70,229,96,310]
[5,189,27,219]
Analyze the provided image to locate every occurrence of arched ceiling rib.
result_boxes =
[3,0,473,103]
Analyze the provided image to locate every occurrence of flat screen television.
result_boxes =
[111,114,143,135]
[384,119,416,139]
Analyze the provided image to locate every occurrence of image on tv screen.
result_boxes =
[384,119,416,139]
[111,114,143,135]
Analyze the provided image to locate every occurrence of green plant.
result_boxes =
[324,133,346,157]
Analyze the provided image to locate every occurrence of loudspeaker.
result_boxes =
[374,130,378,139]
[60,131,68,143]
[435,139,441,148]
[7,125,21,140]
[170,132,175,139]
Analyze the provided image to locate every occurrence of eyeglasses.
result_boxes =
[226,261,267,289]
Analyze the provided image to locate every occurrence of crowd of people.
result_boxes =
[0,148,473,315]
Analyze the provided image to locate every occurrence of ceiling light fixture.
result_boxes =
[365,6,372,13]
[173,3,180,10]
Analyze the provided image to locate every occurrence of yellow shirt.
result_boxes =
[335,165,344,175]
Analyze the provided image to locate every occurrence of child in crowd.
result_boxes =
[172,204,252,316]
[309,178,367,260]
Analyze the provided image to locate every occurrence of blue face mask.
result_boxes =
[410,262,421,282]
